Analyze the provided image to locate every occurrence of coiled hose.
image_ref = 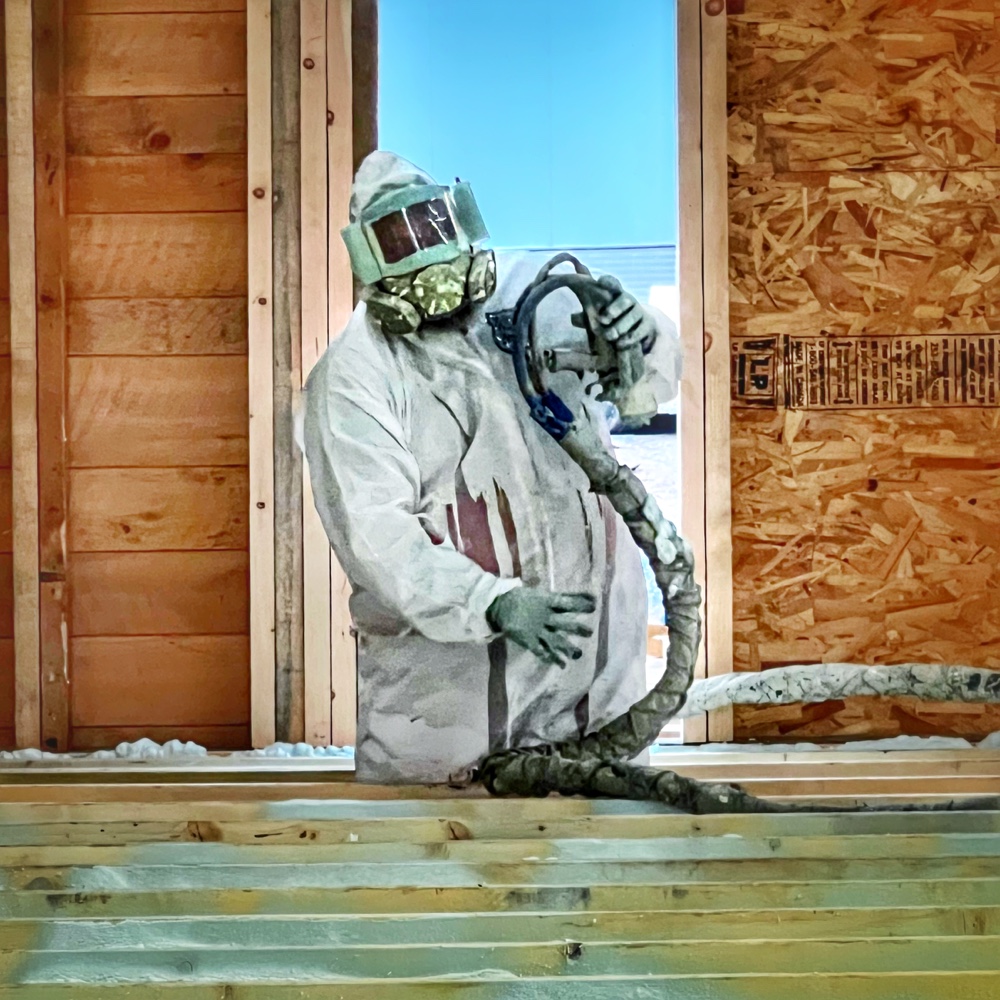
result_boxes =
[480,257,1000,814]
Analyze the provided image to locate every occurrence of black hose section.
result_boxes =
[480,260,999,813]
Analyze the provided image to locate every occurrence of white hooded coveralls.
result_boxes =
[304,153,681,784]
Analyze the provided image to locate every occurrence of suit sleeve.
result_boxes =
[303,354,519,645]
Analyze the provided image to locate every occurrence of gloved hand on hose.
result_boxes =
[597,276,657,392]
[596,275,657,353]
[487,588,596,668]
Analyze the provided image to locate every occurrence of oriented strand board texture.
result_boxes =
[62,6,249,750]
[0,10,13,750]
[729,0,1000,741]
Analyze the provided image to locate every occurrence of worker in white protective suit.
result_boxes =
[304,151,681,784]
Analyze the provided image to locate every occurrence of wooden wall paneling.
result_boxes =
[248,0,276,748]
[66,2,244,12]
[676,0,707,744]
[65,95,248,156]
[701,0,734,742]
[65,12,246,97]
[68,467,248,552]
[72,636,249,729]
[67,213,247,298]
[327,0,356,749]
[271,0,304,745]
[33,0,70,752]
[300,0,331,747]
[67,153,246,213]
[68,298,247,355]
[6,0,41,750]
[70,551,249,636]
[68,356,249,467]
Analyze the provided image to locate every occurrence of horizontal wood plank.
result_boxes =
[69,467,248,551]
[8,879,1000,922]
[67,213,246,297]
[68,356,248,467]
[67,154,245,213]
[66,96,246,155]
[69,551,248,635]
[71,724,249,751]
[68,297,246,354]
[65,13,246,97]
[2,906,999,948]
[71,635,249,727]
[66,1,244,11]
[1,976,1000,1000]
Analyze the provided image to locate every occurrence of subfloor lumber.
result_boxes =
[0,759,997,994]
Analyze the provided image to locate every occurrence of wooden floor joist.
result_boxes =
[0,782,996,995]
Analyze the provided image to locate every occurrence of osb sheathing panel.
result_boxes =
[728,0,1000,741]
[729,170,1000,340]
[728,0,1000,172]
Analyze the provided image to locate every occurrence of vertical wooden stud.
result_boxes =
[272,0,305,745]
[350,0,376,174]
[327,0,356,748]
[701,0,734,742]
[33,0,69,753]
[301,0,332,747]
[248,0,277,748]
[7,0,41,751]
[677,0,708,745]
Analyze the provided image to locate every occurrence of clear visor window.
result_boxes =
[370,198,458,264]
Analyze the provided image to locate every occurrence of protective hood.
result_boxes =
[349,150,437,224]
[343,150,490,288]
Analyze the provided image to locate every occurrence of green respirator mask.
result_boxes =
[341,181,497,336]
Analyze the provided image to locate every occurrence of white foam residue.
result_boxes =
[0,739,355,763]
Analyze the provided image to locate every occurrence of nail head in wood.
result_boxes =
[327,110,335,125]
[253,187,266,199]
[705,0,725,14]
[257,501,266,509]
[258,297,267,305]
[303,57,315,69]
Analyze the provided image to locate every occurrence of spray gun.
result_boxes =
[486,254,659,435]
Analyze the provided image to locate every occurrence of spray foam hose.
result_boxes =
[479,266,1000,814]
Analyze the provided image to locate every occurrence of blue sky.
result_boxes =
[378,0,678,249]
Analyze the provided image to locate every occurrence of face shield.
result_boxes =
[342,180,490,286]
[369,197,458,265]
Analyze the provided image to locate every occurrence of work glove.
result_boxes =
[486,588,596,668]
[596,275,657,389]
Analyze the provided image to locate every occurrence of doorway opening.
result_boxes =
[379,0,685,742]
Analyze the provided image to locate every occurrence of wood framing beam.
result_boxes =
[327,0,356,748]
[301,0,332,746]
[350,0,376,174]
[677,0,708,745]
[272,0,304,744]
[248,0,277,748]
[33,0,69,753]
[701,1,734,742]
[6,0,41,751]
